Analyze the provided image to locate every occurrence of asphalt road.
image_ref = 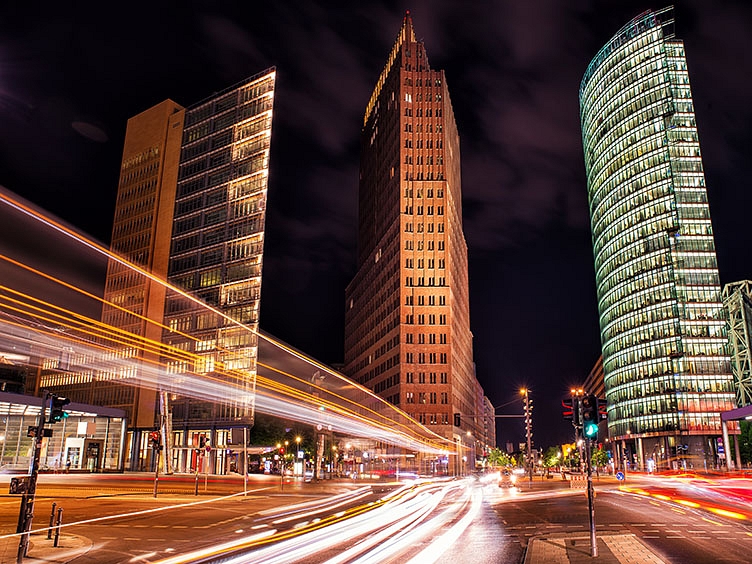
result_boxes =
[1,472,751,563]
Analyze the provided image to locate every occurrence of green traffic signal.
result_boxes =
[580,393,599,440]
[584,420,598,439]
[48,395,71,423]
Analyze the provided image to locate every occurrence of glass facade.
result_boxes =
[580,8,736,450]
[163,70,275,429]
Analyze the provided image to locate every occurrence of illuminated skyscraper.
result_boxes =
[580,7,736,470]
[54,70,276,471]
[161,70,275,473]
[344,13,481,471]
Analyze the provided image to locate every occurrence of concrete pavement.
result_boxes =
[525,532,668,564]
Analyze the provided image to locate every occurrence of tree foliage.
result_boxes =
[487,447,513,468]
[591,446,609,468]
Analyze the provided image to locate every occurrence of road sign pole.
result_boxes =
[16,391,51,562]
[153,446,160,498]
[585,437,597,557]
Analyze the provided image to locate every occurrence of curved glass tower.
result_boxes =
[580,7,736,470]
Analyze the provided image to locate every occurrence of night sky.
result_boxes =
[1,1,751,449]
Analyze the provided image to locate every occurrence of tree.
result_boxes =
[591,446,609,478]
[487,447,512,468]
[541,446,561,477]
[729,420,752,466]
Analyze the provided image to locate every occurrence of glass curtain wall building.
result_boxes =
[580,7,736,471]
[162,70,275,473]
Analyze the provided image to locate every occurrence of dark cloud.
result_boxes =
[1,1,750,448]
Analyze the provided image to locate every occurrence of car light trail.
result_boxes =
[151,480,482,564]
[0,488,274,541]
[0,188,454,455]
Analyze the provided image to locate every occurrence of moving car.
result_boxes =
[498,468,516,488]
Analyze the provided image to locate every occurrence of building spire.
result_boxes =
[401,10,416,44]
[363,11,417,126]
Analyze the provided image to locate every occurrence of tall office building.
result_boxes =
[44,70,276,471]
[100,100,185,428]
[40,100,186,470]
[580,7,736,470]
[344,13,481,472]
[162,70,275,475]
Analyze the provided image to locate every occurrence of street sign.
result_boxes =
[9,476,30,494]
[616,471,625,481]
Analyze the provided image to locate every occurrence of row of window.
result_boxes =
[404,352,448,363]
[114,183,157,222]
[403,91,443,103]
[404,314,447,325]
[403,123,443,134]
[404,187,444,198]
[404,223,445,233]
[404,257,445,269]
[415,412,450,426]
[403,205,444,215]
[405,391,448,404]
[403,107,443,118]
[405,239,444,251]
[405,277,446,287]
[405,372,448,384]
[405,294,446,306]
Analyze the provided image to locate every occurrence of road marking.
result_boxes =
[702,517,726,526]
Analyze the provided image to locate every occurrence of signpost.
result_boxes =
[14,391,68,562]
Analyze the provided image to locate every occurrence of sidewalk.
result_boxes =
[0,531,91,564]
[525,532,668,564]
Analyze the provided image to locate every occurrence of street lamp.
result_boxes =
[521,388,533,485]
[295,436,301,476]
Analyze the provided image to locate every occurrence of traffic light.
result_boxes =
[149,431,161,449]
[581,394,599,440]
[562,398,574,421]
[454,413,461,427]
[48,395,70,424]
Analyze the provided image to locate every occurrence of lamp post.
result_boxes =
[310,371,326,480]
[521,388,533,487]
[295,436,301,477]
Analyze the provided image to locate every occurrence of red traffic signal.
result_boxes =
[149,431,161,448]
[562,398,574,419]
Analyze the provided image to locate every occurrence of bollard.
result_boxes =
[53,507,63,547]
[47,502,57,539]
